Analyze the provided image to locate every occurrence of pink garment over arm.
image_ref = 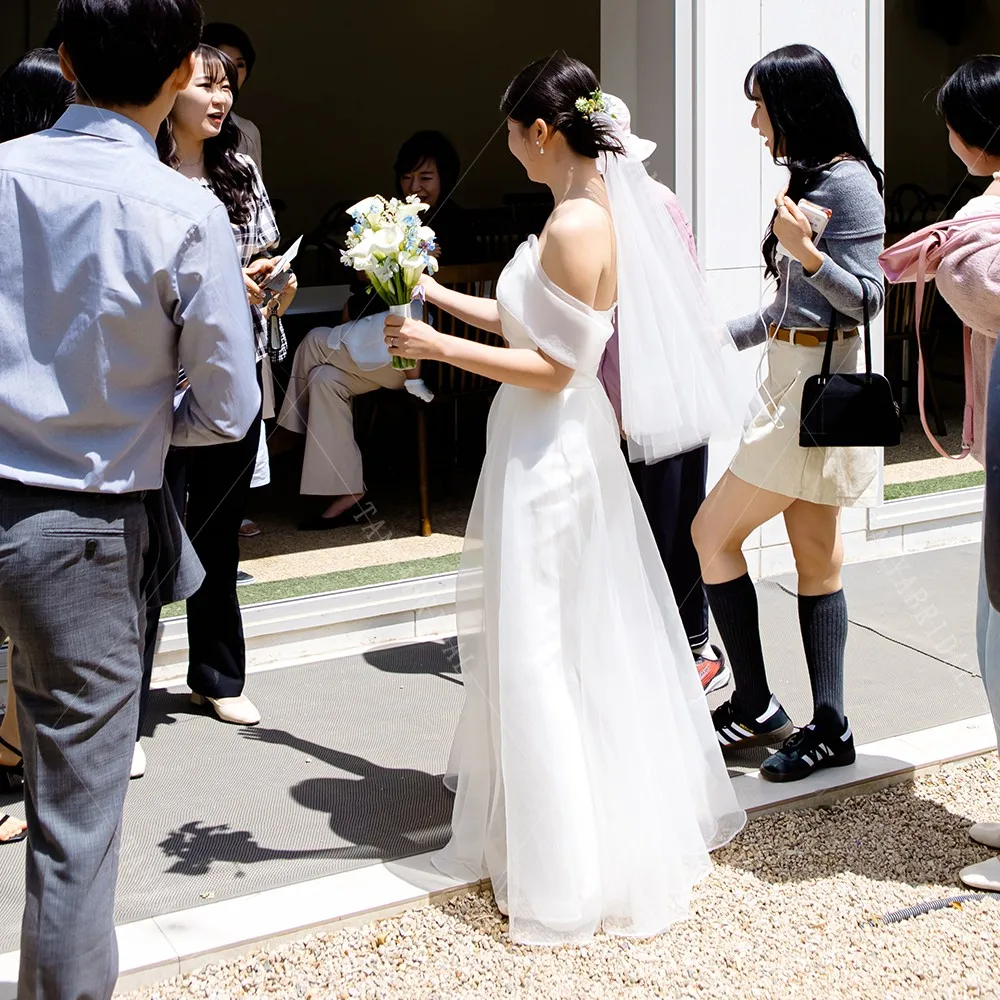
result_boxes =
[927,201,1000,465]
[598,179,699,425]
[879,201,1000,465]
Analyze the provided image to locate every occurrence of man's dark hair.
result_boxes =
[57,0,204,108]
[201,23,257,76]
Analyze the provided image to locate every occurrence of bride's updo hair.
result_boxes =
[501,52,624,159]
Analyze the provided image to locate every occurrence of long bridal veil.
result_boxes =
[600,140,745,463]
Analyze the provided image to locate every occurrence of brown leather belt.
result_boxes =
[768,324,858,347]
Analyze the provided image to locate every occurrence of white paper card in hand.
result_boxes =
[262,235,303,286]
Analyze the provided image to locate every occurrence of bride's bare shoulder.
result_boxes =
[545,198,611,242]
[540,212,608,307]
[538,203,609,305]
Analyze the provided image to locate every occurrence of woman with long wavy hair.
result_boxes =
[692,45,887,783]
[138,46,296,762]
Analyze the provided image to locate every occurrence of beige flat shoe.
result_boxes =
[960,857,1000,892]
[191,693,261,726]
[130,742,146,779]
[969,823,1000,850]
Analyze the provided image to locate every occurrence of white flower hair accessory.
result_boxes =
[574,88,610,118]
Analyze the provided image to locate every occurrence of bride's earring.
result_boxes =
[537,141,544,156]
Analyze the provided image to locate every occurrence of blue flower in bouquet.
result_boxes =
[341,193,439,305]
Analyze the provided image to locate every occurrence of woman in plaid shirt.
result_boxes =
[137,44,297,760]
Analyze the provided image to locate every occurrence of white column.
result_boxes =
[601,0,677,187]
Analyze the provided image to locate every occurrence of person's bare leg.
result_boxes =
[0,641,21,765]
[0,814,27,843]
[692,471,793,584]
[321,493,366,519]
[783,500,844,596]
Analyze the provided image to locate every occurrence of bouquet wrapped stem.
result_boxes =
[341,195,439,371]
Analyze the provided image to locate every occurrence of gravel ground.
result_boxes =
[125,754,1000,1000]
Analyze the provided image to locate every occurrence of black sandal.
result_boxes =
[0,731,24,792]
[0,815,27,845]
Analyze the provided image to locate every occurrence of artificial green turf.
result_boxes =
[161,552,462,619]
[162,473,984,619]
[883,470,985,501]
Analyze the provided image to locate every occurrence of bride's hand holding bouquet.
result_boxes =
[384,308,445,363]
[383,272,449,362]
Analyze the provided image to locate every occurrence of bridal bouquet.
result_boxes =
[341,194,439,369]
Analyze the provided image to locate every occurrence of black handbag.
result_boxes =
[799,283,901,448]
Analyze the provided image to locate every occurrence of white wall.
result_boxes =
[601,0,677,187]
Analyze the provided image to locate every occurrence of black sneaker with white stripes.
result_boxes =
[759,719,856,783]
[712,695,796,753]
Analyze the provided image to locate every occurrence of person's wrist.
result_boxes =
[798,242,824,276]
[432,329,453,363]
[422,280,441,306]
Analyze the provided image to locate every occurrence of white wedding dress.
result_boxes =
[431,235,745,945]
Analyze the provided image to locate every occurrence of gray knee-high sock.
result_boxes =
[705,574,773,718]
[798,590,848,732]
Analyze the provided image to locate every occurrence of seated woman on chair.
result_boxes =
[278,130,475,530]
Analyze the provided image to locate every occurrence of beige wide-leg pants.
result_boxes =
[278,327,406,496]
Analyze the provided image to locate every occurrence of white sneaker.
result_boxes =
[969,822,1000,850]
[404,378,435,403]
[130,742,146,779]
[960,857,1000,892]
[191,692,261,726]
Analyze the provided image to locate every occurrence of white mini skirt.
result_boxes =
[729,336,880,508]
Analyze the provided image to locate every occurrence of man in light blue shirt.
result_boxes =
[0,2,259,997]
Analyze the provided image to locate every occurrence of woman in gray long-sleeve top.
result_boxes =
[692,45,886,783]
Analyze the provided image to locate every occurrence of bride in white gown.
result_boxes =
[384,53,746,946]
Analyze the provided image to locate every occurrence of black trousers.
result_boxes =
[625,442,710,651]
[139,448,187,736]
[139,396,262,733]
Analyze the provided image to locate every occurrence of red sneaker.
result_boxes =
[696,644,731,694]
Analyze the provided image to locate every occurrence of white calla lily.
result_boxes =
[399,252,427,274]
[397,200,430,218]
[372,225,404,253]
[347,196,381,218]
